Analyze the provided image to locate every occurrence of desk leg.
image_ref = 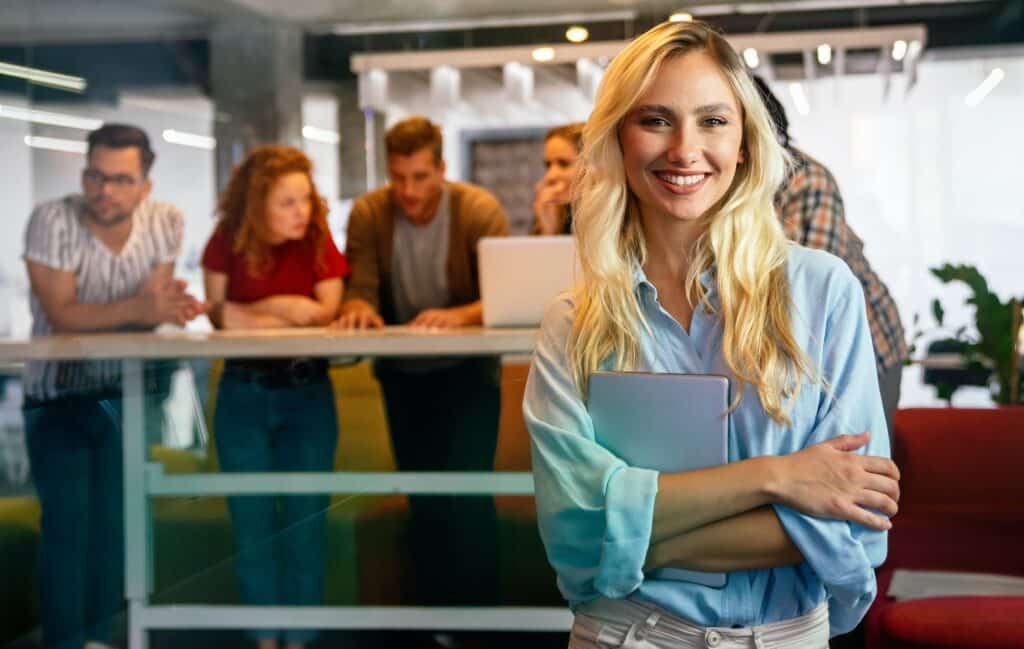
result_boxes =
[122,359,149,649]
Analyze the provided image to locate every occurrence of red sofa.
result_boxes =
[865,407,1024,649]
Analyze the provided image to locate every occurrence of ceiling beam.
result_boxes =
[351,24,928,73]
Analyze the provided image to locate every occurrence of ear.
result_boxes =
[438,159,447,176]
[738,148,746,164]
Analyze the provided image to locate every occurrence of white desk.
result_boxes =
[0,327,573,648]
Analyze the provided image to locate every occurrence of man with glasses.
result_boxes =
[21,123,203,649]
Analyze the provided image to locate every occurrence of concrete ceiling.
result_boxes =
[0,0,1016,44]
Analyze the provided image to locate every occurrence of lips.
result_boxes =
[653,170,710,195]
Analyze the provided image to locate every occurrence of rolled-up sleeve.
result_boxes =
[773,267,890,635]
[523,296,659,604]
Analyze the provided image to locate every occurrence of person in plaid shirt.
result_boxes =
[754,77,907,438]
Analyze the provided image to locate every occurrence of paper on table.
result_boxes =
[888,570,1024,600]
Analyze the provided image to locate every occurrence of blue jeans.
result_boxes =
[214,370,338,644]
[23,395,124,649]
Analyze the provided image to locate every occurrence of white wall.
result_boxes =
[768,53,1024,405]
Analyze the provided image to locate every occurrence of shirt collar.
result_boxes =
[632,262,717,301]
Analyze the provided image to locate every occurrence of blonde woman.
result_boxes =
[524,21,899,648]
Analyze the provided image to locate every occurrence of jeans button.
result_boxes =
[705,629,722,647]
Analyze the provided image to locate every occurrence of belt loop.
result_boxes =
[752,628,768,649]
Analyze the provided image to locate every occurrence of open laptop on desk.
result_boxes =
[478,235,579,327]
[588,371,731,588]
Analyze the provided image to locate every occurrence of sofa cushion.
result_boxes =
[880,596,1024,649]
[892,407,1024,516]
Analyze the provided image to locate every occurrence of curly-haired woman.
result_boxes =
[201,145,348,649]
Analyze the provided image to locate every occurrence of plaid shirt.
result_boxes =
[776,147,907,370]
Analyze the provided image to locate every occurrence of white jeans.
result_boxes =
[569,598,829,649]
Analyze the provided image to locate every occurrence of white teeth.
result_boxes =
[659,173,705,187]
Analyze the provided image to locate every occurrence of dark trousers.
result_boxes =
[878,362,903,445]
[377,357,501,606]
[23,396,124,649]
[214,370,339,644]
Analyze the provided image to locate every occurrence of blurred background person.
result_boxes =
[531,123,584,236]
[753,76,908,437]
[22,124,203,649]
[335,116,507,646]
[201,145,348,649]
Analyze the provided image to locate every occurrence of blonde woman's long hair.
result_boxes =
[570,20,815,424]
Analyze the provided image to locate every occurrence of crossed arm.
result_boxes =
[644,431,898,573]
[203,271,343,330]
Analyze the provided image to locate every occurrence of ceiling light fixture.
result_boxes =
[531,47,556,63]
[743,48,760,68]
[0,104,102,130]
[162,129,216,150]
[302,125,341,144]
[669,12,694,22]
[891,40,908,61]
[788,82,810,116]
[0,61,87,93]
[965,68,1005,107]
[565,26,589,43]
[23,135,87,154]
[816,44,832,65]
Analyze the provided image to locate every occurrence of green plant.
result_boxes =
[918,263,1023,405]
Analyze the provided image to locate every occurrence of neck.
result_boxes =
[82,206,134,253]
[641,214,705,286]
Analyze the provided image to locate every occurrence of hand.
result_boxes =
[533,179,570,235]
[331,300,384,330]
[409,307,466,329]
[770,431,900,531]
[283,298,325,327]
[136,275,204,327]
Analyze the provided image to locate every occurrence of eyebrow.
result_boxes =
[634,102,736,117]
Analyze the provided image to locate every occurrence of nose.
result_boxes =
[665,123,700,165]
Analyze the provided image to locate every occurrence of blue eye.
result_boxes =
[704,117,728,127]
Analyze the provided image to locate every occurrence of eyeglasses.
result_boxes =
[83,168,143,188]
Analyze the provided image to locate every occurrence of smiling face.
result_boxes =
[619,50,745,229]
[264,171,313,244]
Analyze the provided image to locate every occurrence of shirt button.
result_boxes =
[705,630,722,647]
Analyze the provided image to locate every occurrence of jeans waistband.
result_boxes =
[222,357,329,388]
[573,598,829,649]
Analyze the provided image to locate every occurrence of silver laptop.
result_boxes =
[478,236,578,327]
[588,371,731,588]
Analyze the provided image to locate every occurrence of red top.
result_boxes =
[201,226,349,304]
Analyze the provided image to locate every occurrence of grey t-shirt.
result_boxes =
[381,187,460,374]
[391,188,451,324]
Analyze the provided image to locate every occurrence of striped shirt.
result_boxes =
[776,147,907,371]
[22,195,184,401]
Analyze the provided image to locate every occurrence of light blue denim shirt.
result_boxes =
[523,245,889,636]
